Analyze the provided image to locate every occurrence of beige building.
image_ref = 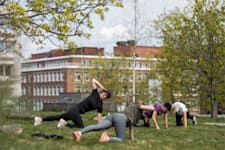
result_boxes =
[0,5,21,97]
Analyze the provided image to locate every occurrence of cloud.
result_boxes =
[100,24,131,41]
[18,36,57,58]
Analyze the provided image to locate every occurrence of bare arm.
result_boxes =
[183,112,187,128]
[97,113,102,123]
[139,105,155,111]
[164,113,168,128]
[152,111,160,129]
[129,126,134,141]
[92,78,106,90]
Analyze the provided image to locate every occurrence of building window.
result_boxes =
[56,86,59,95]
[60,72,64,81]
[48,72,51,82]
[137,73,143,82]
[49,87,51,96]
[44,87,47,96]
[0,65,3,75]
[75,71,81,81]
[33,74,36,83]
[52,87,55,96]
[22,87,26,96]
[52,72,55,82]
[54,86,57,95]
[48,87,51,96]
[84,72,90,81]
[44,73,47,82]
[75,85,81,93]
[5,65,12,76]
[60,86,64,93]
[40,73,43,82]
[33,87,36,96]
[37,73,40,82]
[40,87,43,96]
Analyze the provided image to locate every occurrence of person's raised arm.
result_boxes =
[164,113,168,129]
[152,111,160,129]
[183,112,187,128]
[91,78,106,90]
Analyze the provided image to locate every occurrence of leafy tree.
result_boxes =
[0,0,123,50]
[0,79,13,123]
[154,0,225,117]
[88,56,150,104]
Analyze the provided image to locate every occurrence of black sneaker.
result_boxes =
[144,123,150,127]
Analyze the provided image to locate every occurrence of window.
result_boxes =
[75,72,81,81]
[52,72,55,81]
[84,72,90,81]
[44,73,47,82]
[44,87,47,96]
[40,87,43,96]
[48,72,51,82]
[76,86,81,93]
[0,65,3,75]
[60,72,64,81]
[48,87,51,96]
[40,73,43,82]
[33,74,36,82]
[33,87,36,96]
[137,73,143,82]
[60,86,64,93]
[5,65,11,76]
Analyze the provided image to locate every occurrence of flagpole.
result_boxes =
[132,0,137,103]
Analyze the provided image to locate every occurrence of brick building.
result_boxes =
[21,43,161,110]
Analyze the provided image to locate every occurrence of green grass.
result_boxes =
[0,111,225,150]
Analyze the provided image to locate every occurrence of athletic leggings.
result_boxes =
[80,113,128,142]
[42,104,84,128]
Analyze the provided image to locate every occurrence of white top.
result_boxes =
[172,102,188,115]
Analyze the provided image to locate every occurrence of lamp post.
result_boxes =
[132,0,137,103]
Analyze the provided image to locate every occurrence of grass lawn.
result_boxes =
[0,111,225,150]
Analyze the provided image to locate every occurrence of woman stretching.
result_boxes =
[73,113,134,142]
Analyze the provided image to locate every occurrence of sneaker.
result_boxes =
[193,116,197,125]
[57,118,67,128]
[34,116,42,126]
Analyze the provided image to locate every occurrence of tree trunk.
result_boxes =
[211,98,217,118]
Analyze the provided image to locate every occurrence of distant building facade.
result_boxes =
[21,43,161,110]
[0,5,21,97]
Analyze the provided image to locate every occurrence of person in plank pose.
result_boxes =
[34,78,111,128]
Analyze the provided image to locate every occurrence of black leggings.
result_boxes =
[43,104,84,128]
[176,111,193,126]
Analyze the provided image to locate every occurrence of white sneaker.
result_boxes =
[57,118,67,128]
[193,116,197,125]
[34,116,42,126]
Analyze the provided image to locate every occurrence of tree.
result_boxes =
[154,0,225,118]
[0,0,123,50]
[88,56,150,105]
[0,79,13,123]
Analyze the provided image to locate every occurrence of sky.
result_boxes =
[19,0,188,58]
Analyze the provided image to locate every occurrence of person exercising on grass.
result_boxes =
[34,78,111,128]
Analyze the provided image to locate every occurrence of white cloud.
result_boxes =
[100,24,131,41]
[18,36,57,58]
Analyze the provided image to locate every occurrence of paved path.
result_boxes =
[197,114,225,118]
[202,122,225,126]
